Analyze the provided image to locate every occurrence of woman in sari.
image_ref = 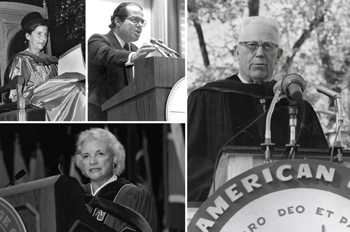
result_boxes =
[4,12,85,121]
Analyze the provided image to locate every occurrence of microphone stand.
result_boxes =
[316,85,344,164]
[332,96,344,164]
[285,100,299,159]
[261,89,281,163]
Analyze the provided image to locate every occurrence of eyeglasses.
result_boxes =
[126,16,147,27]
[239,41,279,53]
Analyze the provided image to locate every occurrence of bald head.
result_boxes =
[239,16,280,44]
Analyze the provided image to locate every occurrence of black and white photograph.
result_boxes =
[187,0,350,231]
[0,0,86,121]
[0,0,350,231]
[86,0,186,121]
[0,123,185,231]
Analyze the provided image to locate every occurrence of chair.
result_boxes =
[0,75,45,121]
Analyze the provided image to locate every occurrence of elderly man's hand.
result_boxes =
[131,43,156,62]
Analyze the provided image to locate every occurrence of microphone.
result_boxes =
[150,38,181,58]
[153,45,169,57]
[5,169,26,187]
[281,73,306,102]
[316,85,339,98]
[317,85,343,121]
[317,85,344,164]
[156,39,173,57]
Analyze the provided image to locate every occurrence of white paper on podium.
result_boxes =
[49,44,86,83]
[57,44,85,76]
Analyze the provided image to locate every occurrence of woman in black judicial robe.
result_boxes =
[75,128,157,232]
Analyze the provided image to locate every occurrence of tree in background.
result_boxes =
[55,0,85,42]
[188,0,350,147]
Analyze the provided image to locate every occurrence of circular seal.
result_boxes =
[188,159,350,232]
[0,197,27,232]
[166,77,186,121]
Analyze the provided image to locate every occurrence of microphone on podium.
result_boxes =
[156,39,173,57]
[150,38,181,58]
[281,73,306,102]
[317,85,340,98]
[5,169,26,188]
[317,85,344,164]
[280,74,306,157]
[317,85,343,123]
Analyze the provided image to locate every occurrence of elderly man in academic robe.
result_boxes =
[187,16,329,202]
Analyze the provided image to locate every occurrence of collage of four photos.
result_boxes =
[0,0,350,231]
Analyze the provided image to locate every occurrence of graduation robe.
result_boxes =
[3,50,86,121]
[83,178,157,232]
[187,74,329,202]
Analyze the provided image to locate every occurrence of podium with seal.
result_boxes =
[101,57,185,121]
[188,147,350,231]
[0,175,115,232]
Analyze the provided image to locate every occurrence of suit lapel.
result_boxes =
[106,30,137,84]
[130,43,138,52]
[106,30,122,49]
[107,30,138,52]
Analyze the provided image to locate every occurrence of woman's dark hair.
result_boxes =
[23,21,49,48]
[108,2,143,29]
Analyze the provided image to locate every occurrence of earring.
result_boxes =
[113,163,117,169]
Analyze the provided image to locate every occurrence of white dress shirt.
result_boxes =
[90,174,118,196]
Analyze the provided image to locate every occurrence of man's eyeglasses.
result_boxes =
[126,16,147,27]
[239,41,279,53]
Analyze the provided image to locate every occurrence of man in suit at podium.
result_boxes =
[187,17,329,202]
[88,2,156,121]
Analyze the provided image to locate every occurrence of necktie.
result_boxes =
[124,43,130,51]
[124,43,133,83]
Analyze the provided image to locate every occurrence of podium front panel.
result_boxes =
[212,146,350,194]
[102,57,185,121]
[0,175,116,232]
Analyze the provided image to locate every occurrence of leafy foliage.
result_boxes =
[55,0,85,41]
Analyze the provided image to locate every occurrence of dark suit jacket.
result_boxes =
[88,30,138,107]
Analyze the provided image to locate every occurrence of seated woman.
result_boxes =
[3,12,85,121]
[74,128,157,232]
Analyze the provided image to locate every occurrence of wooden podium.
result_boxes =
[0,175,115,232]
[101,57,185,121]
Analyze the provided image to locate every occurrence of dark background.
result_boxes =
[1,0,84,58]
[0,123,185,231]
[1,124,168,183]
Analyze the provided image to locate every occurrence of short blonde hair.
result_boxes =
[75,128,125,176]
[239,16,280,43]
